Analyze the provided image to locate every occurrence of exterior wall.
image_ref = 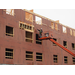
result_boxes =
[0,9,75,65]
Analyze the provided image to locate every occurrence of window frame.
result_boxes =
[19,22,34,32]
[72,43,75,50]
[35,16,42,25]
[36,34,42,45]
[63,26,67,33]
[6,26,14,37]
[36,52,42,61]
[53,55,58,63]
[72,57,75,64]
[25,12,33,22]
[64,56,68,63]
[63,41,67,48]
[70,29,72,35]
[25,31,33,43]
[55,23,58,30]
[6,9,14,16]
[53,38,57,46]
[73,30,75,36]
[26,51,33,61]
[5,48,13,59]
[51,22,54,29]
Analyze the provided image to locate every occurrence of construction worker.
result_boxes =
[37,28,43,38]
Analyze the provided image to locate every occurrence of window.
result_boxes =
[5,48,13,59]
[70,29,72,35]
[55,23,58,30]
[73,30,75,36]
[25,12,33,22]
[26,31,33,43]
[64,56,68,63]
[36,34,42,44]
[72,43,75,50]
[53,55,58,63]
[72,57,75,64]
[6,26,13,37]
[19,22,34,32]
[53,38,57,46]
[6,9,14,16]
[36,53,42,61]
[63,26,67,33]
[63,41,67,48]
[35,16,42,25]
[51,22,54,29]
[26,51,33,61]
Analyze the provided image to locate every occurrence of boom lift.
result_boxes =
[38,32,75,57]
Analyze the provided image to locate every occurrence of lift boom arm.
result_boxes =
[39,37,75,57]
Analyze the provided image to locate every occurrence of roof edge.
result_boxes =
[23,9,75,30]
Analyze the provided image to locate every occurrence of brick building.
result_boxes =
[0,9,75,65]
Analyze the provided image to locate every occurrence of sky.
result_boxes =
[27,9,75,29]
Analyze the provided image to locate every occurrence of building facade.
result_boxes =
[0,9,75,65]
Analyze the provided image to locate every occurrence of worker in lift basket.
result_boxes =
[37,28,43,38]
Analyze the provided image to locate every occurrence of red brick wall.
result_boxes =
[0,9,75,65]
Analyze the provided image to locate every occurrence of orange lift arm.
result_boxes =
[39,37,75,57]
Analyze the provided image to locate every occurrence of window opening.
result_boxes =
[26,51,33,61]
[70,29,72,35]
[19,22,34,32]
[55,23,58,30]
[64,56,68,63]
[25,12,33,22]
[36,53,42,61]
[72,57,75,64]
[53,38,57,46]
[6,9,14,16]
[26,31,33,43]
[72,43,75,50]
[73,30,75,36]
[63,26,67,33]
[5,48,13,59]
[51,22,54,29]
[6,26,13,37]
[35,16,42,25]
[36,34,42,44]
[63,41,67,48]
[53,55,58,63]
